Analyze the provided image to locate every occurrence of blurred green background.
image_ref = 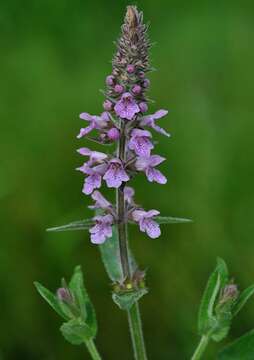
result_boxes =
[1,0,254,359]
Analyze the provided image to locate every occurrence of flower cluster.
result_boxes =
[76,6,169,244]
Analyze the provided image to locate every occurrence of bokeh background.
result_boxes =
[1,0,254,359]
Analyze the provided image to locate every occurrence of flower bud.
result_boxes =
[107,127,120,140]
[132,84,142,94]
[114,84,124,94]
[57,287,73,304]
[139,102,148,113]
[139,71,145,78]
[220,284,239,305]
[106,75,115,86]
[103,99,113,111]
[127,64,135,73]
[143,78,150,88]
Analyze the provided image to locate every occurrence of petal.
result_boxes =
[135,157,150,171]
[79,112,93,121]
[146,168,167,184]
[144,220,161,239]
[132,209,146,222]
[149,155,166,167]
[91,191,111,209]
[77,124,94,138]
[146,209,160,218]
[77,147,92,156]
[153,109,168,119]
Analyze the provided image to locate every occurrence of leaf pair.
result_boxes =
[34,266,97,345]
[46,215,192,233]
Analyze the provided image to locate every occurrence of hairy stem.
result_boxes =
[128,302,148,360]
[116,120,147,359]
[191,335,210,360]
[85,339,102,360]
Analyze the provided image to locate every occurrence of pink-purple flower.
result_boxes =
[128,129,154,157]
[77,112,110,138]
[77,163,107,195]
[90,190,112,210]
[140,110,170,137]
[132,209,161,238]
[103,158,129,188]
[124,186,135,205]
[89,214,114,244]
[135,155,167,184]
[77,147,107,165]
[114,92,140,120]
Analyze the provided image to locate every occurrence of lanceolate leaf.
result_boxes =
[34,282,68,320]
[232,284,254,317]
[198,263,221,335]
[46,219,94,232]
[69,266,97,337]
[154,216,192,224]
[218,329,254,360]
[99,226,124,283]
[216,257,229,288]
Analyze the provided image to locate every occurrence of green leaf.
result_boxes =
[198,263,222,335]
[60,318,93,345]
[218,329,254,360]
[154,216,192,224]
[34,281,68,320]
[232,284,254,317]
[46,219,94,232]
[216,257,229,288]
[99,226,124,283]
[69,266,97,337]
[112,288,148,310]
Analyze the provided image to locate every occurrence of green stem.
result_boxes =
[85,339,102,360]
[128,302,148,360]
[191,335,210,360]
[116,119,148,360]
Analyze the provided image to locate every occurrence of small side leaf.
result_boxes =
[216,257,229,288]
[99,226,124,283]
[69,266,97,337]
[155,216,192,224]
[232,284,254,317]
[34,281,68,320]
[112,288,148,310]
[218,329,254,360]
[60,319,93,345]
[198,264,221,334]
[47,219,94,232]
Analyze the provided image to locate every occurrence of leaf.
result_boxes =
[198,263,222,335]
[216,257,229,288]
[46,219,94,232]
[154,216,192,224]
[99,226,124,283]
[218,329,254,360]
[232,284,254,317]
[60,318,93,345]
[112,288,148,310]
[34,281,68,320]
[69,266,97,338]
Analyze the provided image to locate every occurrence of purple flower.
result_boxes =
[135,155,167,184]
[77,163,107,194]
[103,158,129,188]
[132,85,142,95]
[90,190,112,210]
[107,127,120,140]
[124,186,135,204]
[127,64,135,73]
[128,129,154,157]
[77,112,110,138]
[140,110,170,137]
[103,100,113,111]
[106,75,115,86]
[132,209,161,239]
[139,102,148,113]
[114,84,124,94]
[114,92,140,120]
[89,214,114,244]
[77,147,107,165]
